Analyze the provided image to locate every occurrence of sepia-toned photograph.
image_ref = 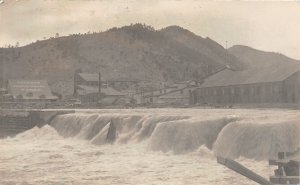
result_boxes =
[0,0,299,184]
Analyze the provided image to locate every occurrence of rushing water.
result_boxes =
[0,108,299,185]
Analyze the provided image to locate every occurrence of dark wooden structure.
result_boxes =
[74,72,140,96]
[269,149,300,185]
[217,156,275,185]
[74,73,101,96]
[0,110,74,138]
[0,112,34,138]
[217,149,300,185]
[74,72,126,103]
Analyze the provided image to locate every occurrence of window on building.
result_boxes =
[39,94,46,99]
[26,92,33,97]
[231,88,234,95]
[235,87,239,95]
[256,86,261,94]
[272,86,278,94]
[240,88,244,95]
[16,94,23,99]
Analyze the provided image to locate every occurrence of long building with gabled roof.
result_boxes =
[193,62,300,105]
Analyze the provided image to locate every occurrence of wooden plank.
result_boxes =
[269,160,292,166]
[269,153,300,166]
[217,156,275,185]
[270,176,300,184]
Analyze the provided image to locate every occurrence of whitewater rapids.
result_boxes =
[0,108,299,185]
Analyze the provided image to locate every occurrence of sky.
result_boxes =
[0,0,300,60]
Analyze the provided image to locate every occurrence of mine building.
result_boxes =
[74,73,101,88]
[74,72,140,92]
[76,84,126,103]
[6,79,57,102]
[142,81,199,105]
[193,62,300,106]
[73,72,126,104]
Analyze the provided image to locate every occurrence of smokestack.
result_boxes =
[98,72,102,94]
[74,72,77,96]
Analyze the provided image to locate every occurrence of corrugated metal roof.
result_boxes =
[8,79,57,100]
[77,85,125,96]
[200,62,300,88]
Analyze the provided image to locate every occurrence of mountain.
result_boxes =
[228,45,300,70]
[160,26,244,70]
[0,24,244,95]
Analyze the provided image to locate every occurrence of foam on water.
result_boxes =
[14,125,61,141]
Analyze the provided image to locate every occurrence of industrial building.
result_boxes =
[73,72,126,103]
[193,63,300,105]
[6,79,57,102]
[142,81,198,105]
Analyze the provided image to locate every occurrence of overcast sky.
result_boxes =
[1,0,300,59]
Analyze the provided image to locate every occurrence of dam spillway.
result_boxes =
[47,108,300,159]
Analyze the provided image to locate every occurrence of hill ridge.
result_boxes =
[1,24,298,96]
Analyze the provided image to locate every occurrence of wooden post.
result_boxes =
[269,150,300,184]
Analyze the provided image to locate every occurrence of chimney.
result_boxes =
[74,72,77,96]
[98,72,102,94]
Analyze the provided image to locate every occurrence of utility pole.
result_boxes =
[225,40,230,70]
[0,55,3,88]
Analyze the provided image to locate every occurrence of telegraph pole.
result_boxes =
[0,54,3,88]
[225,40,229,70]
